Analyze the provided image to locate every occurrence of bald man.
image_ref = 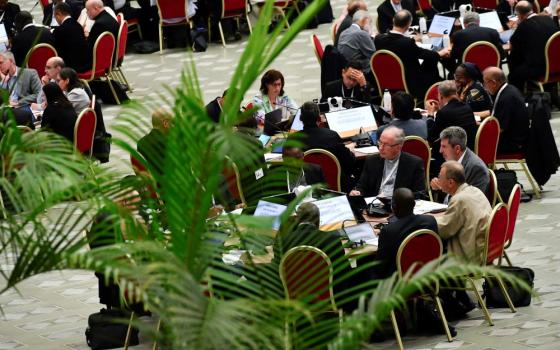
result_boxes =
[85,0,119,69]
[508,0,559,90]
[137,109,173,177]
[11,11,55,66]
[483,67,529,154]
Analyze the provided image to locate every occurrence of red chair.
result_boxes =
[396,230,453,346]
[417,0,434,14]
[303,149,341,192]
[402,136,432,201]
[39,0,49,9]
[273,1,300,28]
[370,50,410,95]
[113,18,132,90]
[209,0,252,47]
[78,32,120,104]
[537,0,551,9]
[424,82,440,107]
[533,32,560,91]
[24,43,58,78]
[131,153,147,174]
[117,12,143,40]
[486,168,502,207]
[156,0,191,54]
[496,151,541,198]
[501,184,521,266]
[474,116,500,168]
[462,41,501,72]
[311,34,324,64]
[74,108,97,157]
[472,0,499,9]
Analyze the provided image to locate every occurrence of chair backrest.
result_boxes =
[25,44,58,78]
[303,149,341,192]
[538,0,551,8]
[280,246,337,312]
[542,32,560,83]
[116,12,124,25]
[424,82,440,107]
[402,136,431,195]
[222,0,247,18]
[486,168,501,207]
[223,156,246,206]
[462,41,501,72]
[397,229,442,278]
[156,0,188,21]
[90,94,96,109]
[131,153,148,174]
[475,116,500,168]
[39,0,49,9]
[505,184,521,246]
[484,203,509,265]
[472,0,498,9]
[311,34,324,64]
[116,20,128,67]
[417,0,433,11]
[74,108,97,156]
[273,1,292,9]
[370,50,410,94]
[87,32,115,81]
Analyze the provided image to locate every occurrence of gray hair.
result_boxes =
[442,160,466,184]
[438,80,458,98]
[48,56,65,69]
[0,51,15,63]
[440,126,467,151]
[463,12,480,26]
[352,9,371,23]
[382,126,405,144]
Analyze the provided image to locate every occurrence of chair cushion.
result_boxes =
[496,152,525,160]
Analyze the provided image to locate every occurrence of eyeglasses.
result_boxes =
[378,141,400,148]
[45,66,53,69]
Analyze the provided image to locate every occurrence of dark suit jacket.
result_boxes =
[41,103,78,142]
[509,15,558,78]
[53,17,89,72]
[321,78,371,104]
[492,84,529,153]
[374,32,440,97]
[87,10,119,68]
[0,2,20,39]
[461,148,489,193]
[138,128,167,176]
[42,0,83,26]
[289,125,356,192]
[375,214,438,278]
[205,97,221,123]
[11,25,55,67]
[431,0,471,12]
[334,14,352,46]
[428,99,477,151]
[450,25,505,66]
[355,151,426,197]
[376,0,418,34]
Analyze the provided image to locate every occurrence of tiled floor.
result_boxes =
[2,0,560,349]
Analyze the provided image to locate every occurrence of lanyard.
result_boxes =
[341,85,354,99]
[378,159,399,195]
[287,170,305,193]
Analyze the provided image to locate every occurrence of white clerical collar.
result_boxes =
[390,30,404,35]
[22,23,35,31]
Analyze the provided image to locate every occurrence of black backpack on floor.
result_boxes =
[85,308,139,350]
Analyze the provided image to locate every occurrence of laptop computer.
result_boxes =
[324,105,378,139]
[263,109,283,136]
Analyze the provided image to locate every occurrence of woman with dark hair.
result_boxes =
[454,63,492,116]
[58,67,91,114]
[41,82,78,142]
[252,69,299,125]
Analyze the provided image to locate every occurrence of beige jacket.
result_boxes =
[436,183,492,265]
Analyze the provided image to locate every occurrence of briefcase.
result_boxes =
[483,266,534,308]
[85,308,139,350]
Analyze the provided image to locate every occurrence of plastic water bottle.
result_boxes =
[419,17,427,34]
[422,33,430,45]
[382,89,392,113]
[443,34,451,48]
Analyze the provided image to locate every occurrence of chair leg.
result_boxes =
[106,75,121,105]
[218,21,226,47]
[159,24,163,54]
[434,295,454,342]
[152,318,161,350]
[246,14,252,33]
[467,277,494,326]
[390,310,404,350]
[124,312,135,350]
[520,161,541,198]
[496,275,517,313]
[503,251,513,267]
[137,23,143,40]
[117,67,132,91]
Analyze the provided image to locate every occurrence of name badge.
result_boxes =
[255,168,264,180]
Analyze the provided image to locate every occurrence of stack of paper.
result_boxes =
[414,200,448,215]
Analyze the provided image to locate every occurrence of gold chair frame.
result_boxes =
[73,107,97,157]
[303,148,342,192]
[370,50,411,97]
[462,41,501,69]
[403,136,433,201]
[474,116,500,169]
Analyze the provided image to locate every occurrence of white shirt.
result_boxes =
[379,154,400,197]
[391,1,403,12]
[491,83,508,116]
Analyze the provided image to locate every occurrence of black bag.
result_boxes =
[133,40,159,54]
[494,168,517,202]
[483,266,534,308]
[89,79,129,105]
[92,131,111,163]
[85,308,139,350]
[191,28,208,52]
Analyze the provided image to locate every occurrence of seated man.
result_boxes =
[482,67,529,154]
[11,11,55,67]
[0,0,20,41]
[337,10,376,75]
[427,80,477,154]
[42,0,83,26]
[32,56,65,109]
[335,0,368,45]
[377,91,427,140]
[374,10,448,101]
[137,108,172,178]
[281,145,326,192]
[431,126,489,197]
[373,188,438,279]
[450,12,505,72]
[0,52,41,127]
[85,0,119,70]
[436,161,491,265]
[53,3,89,72]
[376,0,418,34]
[205,89,226,123]
[350,126,426,198]
[287,102,356,192]
[321,60,372,106]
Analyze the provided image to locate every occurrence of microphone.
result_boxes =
[343,97,370,107]
[272,101,299,111]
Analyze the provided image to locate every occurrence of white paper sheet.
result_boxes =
[313,195,356,226]
[479,11,503,32]
[354,146,379,154]
[413,200,448,215]
[253,200,287,230]
[264,153,283,162]
[345,223,376,243]
[428,15,455,35]
[325,106,378,137]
